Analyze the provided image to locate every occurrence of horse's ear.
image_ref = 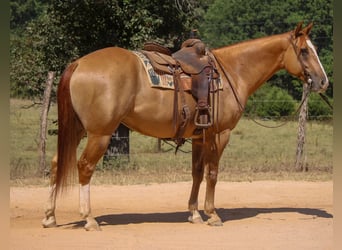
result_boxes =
[294,21,304,38]
[302,22,313,35]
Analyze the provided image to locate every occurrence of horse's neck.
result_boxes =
[213,33,289,100]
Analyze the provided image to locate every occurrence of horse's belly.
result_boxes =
[122,110,198,139]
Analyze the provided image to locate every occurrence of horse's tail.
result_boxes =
[55,61,83,195]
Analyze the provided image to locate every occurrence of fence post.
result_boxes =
[156,139,162,152]
[295,83,310,171]
[103,124,130,167]
[38,71,55,176]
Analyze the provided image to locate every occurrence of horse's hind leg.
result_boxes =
[77,133,111,231]
[42,127,85,228]
[42,155,58,228]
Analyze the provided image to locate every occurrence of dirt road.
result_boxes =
[10,181,333,250]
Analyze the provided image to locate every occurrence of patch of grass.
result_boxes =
[10,99,332,186]
[219,118,333,181]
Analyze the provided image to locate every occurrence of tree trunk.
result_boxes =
[38,71,55,176]
[295,83,310,171]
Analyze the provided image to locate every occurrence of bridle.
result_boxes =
[288,32,313,90]
[213,33,314,114]
[288,33,332,110]
[248,35,314,129]
[212,34,331,130]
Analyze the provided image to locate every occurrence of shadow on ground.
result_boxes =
[59,207,333,229]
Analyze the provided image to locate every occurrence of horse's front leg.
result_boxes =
[42,155,58,228]
[203,129,230,226]
[203,160,222,226]
[188,138,205,224]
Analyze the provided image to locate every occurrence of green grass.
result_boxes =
[10,99,332,186]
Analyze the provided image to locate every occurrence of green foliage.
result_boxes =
[10,0,201,98]
[10,0,48,30]
[245,84,296,119]
[245,84,333,120]
[200,0,333,101]
[308,93,333,120]
[10,24,48,98]
[10,0,333,119]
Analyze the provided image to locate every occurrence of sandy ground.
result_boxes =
[10,181,333,250]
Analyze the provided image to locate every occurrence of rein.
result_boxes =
[247,34,332,128]
[248,86,311,129]
[212,35,331,130]
[212,53,245,112]
[248,91,332,128]
[319,93,333,110]
[249,34,332,128]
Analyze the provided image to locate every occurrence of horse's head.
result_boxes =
[284,22,329,93]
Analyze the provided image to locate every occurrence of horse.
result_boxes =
[42,22,329,230]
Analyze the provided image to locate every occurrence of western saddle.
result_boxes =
[141,39,219,145]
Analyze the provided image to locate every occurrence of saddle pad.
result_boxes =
[133,51,183,90]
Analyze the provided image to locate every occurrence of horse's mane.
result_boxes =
[211,31,291,52]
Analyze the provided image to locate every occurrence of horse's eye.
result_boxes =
[301,48,309,55]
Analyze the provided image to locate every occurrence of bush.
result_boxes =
[245,84,296,119]
[308,93,333,120]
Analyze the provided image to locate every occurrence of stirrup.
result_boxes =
[194,106,212,129]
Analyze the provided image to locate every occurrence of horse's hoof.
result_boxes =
[84,224,101,231]
[42,216,57,228]
[84,218,101,231]
[206,217,223,226]
[188,215,204,224]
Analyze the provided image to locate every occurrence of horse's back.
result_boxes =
[69,47,143,134]
[76,47,139,73]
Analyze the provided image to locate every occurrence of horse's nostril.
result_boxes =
[321,79,329,91]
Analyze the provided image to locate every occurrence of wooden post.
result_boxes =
[38,71,55,176]
[103,124,130,168]
[295,83,310,171]
[156,139,162,152]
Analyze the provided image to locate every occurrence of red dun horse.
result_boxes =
[42,22,328,230]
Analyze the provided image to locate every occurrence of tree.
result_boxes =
[10,0,49,98]
[10,0,48,30]
[200,0,333,101]
[10,0,203,99]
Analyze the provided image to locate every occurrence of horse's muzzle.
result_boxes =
[309,75,329,93]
